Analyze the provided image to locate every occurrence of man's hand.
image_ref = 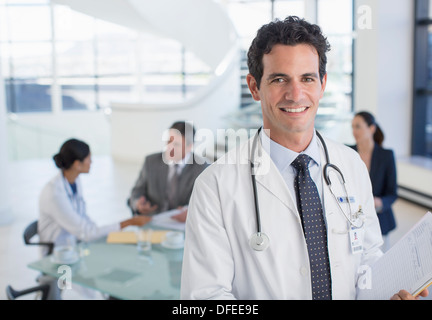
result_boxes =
[132,214,153,226]
[171,206,188,223]
[391,288,429,300]
[120,213,152,229]
[136,196,158,215]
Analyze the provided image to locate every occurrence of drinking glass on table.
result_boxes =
[136,227,153,261]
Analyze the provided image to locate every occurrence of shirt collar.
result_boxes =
[170,151,192,171]
[260,129,321,172]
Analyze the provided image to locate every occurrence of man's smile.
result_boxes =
[279,106,309,113]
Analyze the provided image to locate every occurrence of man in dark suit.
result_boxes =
[128,121,209,222]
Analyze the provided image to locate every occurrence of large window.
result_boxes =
[0,0,53,112]
[0,0,211,113]
[317,0,353,115]
[1,0,354,117]
[413,0,432,157]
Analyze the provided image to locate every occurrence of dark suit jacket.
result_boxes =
[129,152,209,214]
[350,144,397,235]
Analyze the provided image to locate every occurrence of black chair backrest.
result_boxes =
[24,220,54,255]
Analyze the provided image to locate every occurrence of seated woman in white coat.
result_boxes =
[38,138,151,299]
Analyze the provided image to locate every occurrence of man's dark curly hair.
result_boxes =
[247,16,331,89]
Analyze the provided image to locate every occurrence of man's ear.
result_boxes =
[246,74,261,101]
[319,73,327,99]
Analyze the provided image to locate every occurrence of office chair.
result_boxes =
[5,220,54,300]
[23,220,54,255]
[6,284,50,300]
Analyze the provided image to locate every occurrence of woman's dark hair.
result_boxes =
[247,15,331,89]
[355,111,384,146]
[53,138,90,170]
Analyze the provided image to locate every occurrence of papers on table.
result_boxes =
[106,230,168,244]
[149,208,186,231]
[106,208,186,244]
[357,211,432,299]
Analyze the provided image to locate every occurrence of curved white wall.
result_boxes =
[110,49,241,163]
[52,0,238,70]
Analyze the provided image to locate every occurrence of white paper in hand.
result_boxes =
[357,211,432,300]
[150,208,186,231]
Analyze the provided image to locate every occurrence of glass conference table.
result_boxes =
[27,228,183,300]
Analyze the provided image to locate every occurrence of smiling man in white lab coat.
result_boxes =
[180,16,426,300]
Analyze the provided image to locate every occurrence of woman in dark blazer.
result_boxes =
[350,111,397,251]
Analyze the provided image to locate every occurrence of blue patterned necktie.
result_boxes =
[291,154,332,300]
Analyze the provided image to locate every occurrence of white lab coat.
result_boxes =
[38,172,120,255]
[181,134,384,300]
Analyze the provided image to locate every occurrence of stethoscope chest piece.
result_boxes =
[249,232,270,251]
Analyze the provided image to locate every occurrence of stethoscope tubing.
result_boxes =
[249,127,363,250]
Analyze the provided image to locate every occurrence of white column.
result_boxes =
[354,0,378,115]
[304,0,318,24]
[0,49,13,225]
[354,0,413,157]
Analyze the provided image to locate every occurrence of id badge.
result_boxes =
[349,226,363,254]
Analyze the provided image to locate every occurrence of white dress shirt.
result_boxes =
[260,129,323,202]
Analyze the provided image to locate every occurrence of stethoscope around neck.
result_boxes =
[62,174,84,214]
[249,127,364,251]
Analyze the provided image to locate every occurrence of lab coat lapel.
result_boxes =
[247,139,298,215]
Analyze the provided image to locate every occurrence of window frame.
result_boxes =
[413,0,432,157]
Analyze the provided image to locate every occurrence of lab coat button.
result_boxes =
[300,266,308,276]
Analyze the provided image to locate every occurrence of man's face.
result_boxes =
[164,129,189,163]
[247,44,327,145]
